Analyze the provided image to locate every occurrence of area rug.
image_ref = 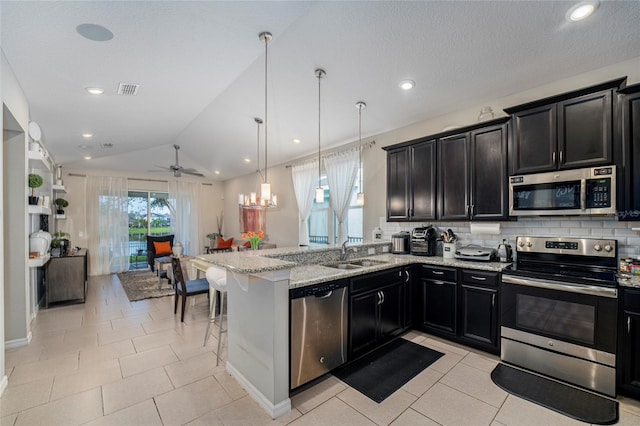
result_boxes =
[491,363,618,425]
[117,270,174,302]
[334,338,443,403]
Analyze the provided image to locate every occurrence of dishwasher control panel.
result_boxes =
[290,279,348,299]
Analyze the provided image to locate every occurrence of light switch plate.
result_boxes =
[368,248,375,255]
[382,246,389,253]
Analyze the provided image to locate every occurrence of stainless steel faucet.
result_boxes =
[340,240,356,261]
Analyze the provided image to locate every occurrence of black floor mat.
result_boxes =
[334,338,443,403]
[491,363,618,425]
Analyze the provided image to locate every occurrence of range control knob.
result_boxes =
[593,244,602,251]
[604,244,613,252]
[526,241,533,248]
[518,240,525,247]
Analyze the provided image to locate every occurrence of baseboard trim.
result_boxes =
[5,332,32,349]
[0,375,8,398]
[226,361,291,419]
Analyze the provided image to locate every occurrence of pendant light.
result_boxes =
[315,68,326,204]
[259,31,273,206]
[355,101,366,206]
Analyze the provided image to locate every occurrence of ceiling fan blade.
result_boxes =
[153,165,172,171]
[181,169,204,177]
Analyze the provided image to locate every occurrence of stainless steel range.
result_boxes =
[501,236,618,396]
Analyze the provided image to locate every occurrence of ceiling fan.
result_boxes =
[155,144,204,177]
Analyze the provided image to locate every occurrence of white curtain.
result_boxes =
[291,161,319,246]
[324,148,359,245]
[168,180,200,256]
[85,176,129,276]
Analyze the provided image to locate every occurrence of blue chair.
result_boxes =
[171,257,209,322]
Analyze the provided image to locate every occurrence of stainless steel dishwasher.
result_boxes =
[290,279,348,389]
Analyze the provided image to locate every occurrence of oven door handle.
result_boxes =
[580,178,587,211]
[502,275,617,298]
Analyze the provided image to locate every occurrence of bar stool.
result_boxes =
[204,266,227,365]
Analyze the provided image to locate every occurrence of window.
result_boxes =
[308,168,363,245]
[128,191,172,265]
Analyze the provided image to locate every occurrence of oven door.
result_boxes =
[501,275,617,354]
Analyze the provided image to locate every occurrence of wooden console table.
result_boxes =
[46,248,87,307]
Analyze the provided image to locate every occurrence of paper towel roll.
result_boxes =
[470,223,501,235]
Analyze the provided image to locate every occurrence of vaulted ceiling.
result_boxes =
[2,1,640,180]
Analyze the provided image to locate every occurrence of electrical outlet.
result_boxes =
[368,248,375,255]
[79,231,84,237]
[382,246,389,253]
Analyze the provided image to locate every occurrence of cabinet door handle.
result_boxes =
[552,151,556,165]
[377,291,383,305]
[560,150,564,164]
[471,275,487,281]
[404,270,410,283]
[432,280,446,286]
[628,316,632,334]
[471,204,475,216]
[432,271,445,275]
[492,293,496,307]
[380,290,385,304]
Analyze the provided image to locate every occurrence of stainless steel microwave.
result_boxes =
[509,166,616,216]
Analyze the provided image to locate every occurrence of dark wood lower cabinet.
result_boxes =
[46,249,88,307]
[619,288,640,399]
[349,268,406,359]
[415,266,500,354]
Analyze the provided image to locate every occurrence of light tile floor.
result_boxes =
[2,273,640,425]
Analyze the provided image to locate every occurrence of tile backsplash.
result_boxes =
[379,217,640,259]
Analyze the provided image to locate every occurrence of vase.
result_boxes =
[250,240,260,250]
[478,106,496,122]
[172,241,183,258]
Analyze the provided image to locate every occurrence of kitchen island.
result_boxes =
[196,243,509,418]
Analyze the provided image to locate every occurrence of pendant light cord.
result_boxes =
[316,69,325,189]
[359,104,362,191]
[263,33,268,184]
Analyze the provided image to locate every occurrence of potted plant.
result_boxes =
[50,231,70,257]
[54,198,69,215]
[28,173,43,205]
[206,232,221,248]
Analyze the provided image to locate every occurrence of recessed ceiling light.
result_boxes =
[82,133,93,139]
[76,23,114,42]
[214,170,221,175]
[83,156,92,160]
[293,138,301,144]
[244,158,251,163]
[567,1,599,22]
[85,87,104,95]
[399,80,415,91]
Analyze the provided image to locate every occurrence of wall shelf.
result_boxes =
[55,214,66,220]
[28,254,50,268]
[27,150,51,171]
[28,205,51,215]
[52,184,66,193]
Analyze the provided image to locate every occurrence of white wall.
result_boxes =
[1,48,32,394]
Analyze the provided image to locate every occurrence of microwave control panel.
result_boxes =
[587,178,612,208]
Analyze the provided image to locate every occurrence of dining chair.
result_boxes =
[204,266,227,365]
[171,257,209,322]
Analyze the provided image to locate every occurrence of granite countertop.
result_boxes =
[196,244,511,288]
[618,274,640,288]
[289,253,510,288]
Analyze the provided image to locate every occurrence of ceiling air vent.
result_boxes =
[100,143,114,149]
[117,82,139,96]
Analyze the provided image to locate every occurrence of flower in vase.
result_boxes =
[242,231,264,250]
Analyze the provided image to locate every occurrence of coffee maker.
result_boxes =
[410,226,437,256]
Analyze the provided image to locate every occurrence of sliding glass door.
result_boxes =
[128,191,172,267]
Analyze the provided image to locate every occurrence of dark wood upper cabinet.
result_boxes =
[386,147,410,221]
[506,78,625,175]
[410,141,437,220]
[438,133,469,220]
[385,139,436,222]
[511,104,556,174]
[469,123,509,219]
[619,83,640,220]
[558,90,612,169]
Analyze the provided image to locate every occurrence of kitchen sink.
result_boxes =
[348,259,389,267]
[323,262,362,270]
[323,259,389,270]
